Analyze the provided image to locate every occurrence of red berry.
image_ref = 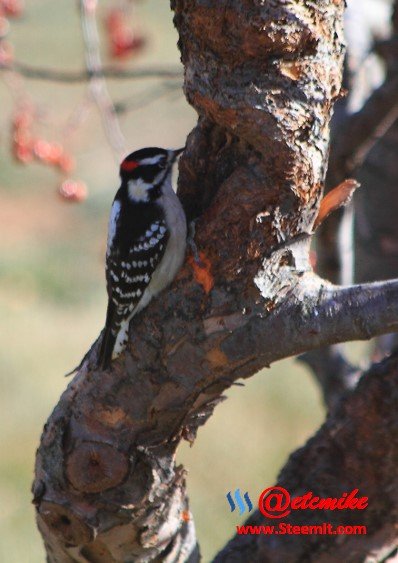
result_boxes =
[58,179,87,203]
[32,138,52,161]
[111,31,145,59]
[105,8,145,60]
[13,141,33,163]
[1,0,24,18]
[105,9,123,32]
[46,143,63,165]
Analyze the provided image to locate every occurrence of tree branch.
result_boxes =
[34,1,398,561]
[317,0,397,284]
[198,273,398,369]
[33,256,398,560]
[215,351,398,563]
[0,61,182,82]
[328,76,398,186]
[79,0,126,157]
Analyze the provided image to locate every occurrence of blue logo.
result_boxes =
[226,489,253,514]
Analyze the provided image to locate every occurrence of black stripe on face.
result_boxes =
[129,163,167,184]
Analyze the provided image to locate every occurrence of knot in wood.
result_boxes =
[66,441,129,493]
[38,501,93,546]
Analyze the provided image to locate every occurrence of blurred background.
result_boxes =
[0,0,350,560]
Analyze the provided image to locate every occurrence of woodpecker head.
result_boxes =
[120,146,184,203]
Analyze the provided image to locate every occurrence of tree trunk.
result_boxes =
[33,1,398,561]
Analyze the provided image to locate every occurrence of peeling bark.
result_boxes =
[33,1,398,561]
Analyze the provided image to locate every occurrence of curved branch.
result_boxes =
[33,1,379,561]
[33,255,398,561]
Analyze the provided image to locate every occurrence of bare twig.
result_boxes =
[80,0,126,158]
[0,61,182,83]
[113,82,182,115]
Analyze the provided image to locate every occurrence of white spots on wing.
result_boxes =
[145,222,160,237]
[128,178,151,202]
[150,254,159,267]
[110,270,119,282]
[122,288,143,298]
[132,235,164,252]
[115,283,146,297]
[128,260,148,269]
[107,200,121,254]
[123,269,148,282]
[130,274,150,283]
[132,242,151,252]
[121,260,148,270]
[134,222,167,249]
[140,227,159,241]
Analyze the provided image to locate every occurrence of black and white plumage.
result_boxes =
[98,146,187,369]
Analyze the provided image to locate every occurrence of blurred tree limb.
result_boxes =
[33,0,398,561]
[305,0,398,406]
[79,0,126,158]
[0,61,182,82]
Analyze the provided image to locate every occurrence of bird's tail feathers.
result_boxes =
[97,325,117,370]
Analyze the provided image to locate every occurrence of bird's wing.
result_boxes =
[98,216,170,368]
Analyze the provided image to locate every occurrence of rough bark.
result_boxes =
[33,1,398,561]
[214,352,398,563]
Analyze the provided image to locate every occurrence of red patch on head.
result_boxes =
[121,160,139,172]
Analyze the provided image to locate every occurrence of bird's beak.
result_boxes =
[169,146,185,163]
